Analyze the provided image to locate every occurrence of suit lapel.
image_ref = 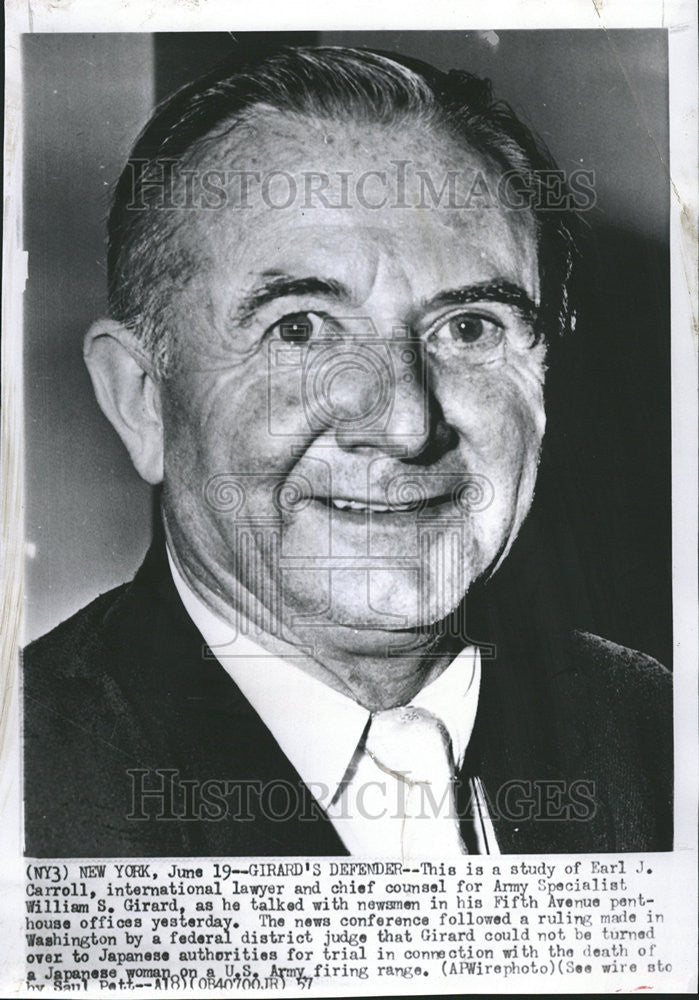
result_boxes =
[100,540,347,856]
[459,626,614,854]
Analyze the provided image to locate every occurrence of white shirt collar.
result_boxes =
[167,548,481,811]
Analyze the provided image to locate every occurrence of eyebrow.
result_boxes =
[232,273,538,327]
[422,279,538,322]
[233,272,353,325]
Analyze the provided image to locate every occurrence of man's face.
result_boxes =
[159,112,545,655]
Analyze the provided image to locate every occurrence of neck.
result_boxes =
[289,622,460,710]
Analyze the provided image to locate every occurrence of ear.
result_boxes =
[83,318,164,485]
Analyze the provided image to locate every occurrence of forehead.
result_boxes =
[176,110,539,303]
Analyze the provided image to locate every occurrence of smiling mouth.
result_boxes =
[315,495,453,514]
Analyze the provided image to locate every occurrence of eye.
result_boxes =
[425,310,504,356]
[265,311,343,344]
[272,312,317,343]
[447,315,498,343]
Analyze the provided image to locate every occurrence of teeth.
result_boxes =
[330,499,412,513]
[332,499,369,511]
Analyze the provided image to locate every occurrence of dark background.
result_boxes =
[23,31,671,665]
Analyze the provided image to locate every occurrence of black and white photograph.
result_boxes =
[21,27,675,857]
[2,1,697,995]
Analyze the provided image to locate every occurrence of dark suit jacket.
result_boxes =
[23,540,672,857]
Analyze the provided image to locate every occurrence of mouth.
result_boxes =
[315,494,453,514]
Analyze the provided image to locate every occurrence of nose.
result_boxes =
[328,338,457,461]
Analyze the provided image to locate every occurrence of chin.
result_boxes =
[283,563,482,636]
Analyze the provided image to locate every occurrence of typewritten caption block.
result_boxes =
[23,856,688,996]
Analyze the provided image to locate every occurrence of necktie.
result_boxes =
[364,705,467,860]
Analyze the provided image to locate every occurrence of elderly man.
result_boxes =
[24,45,672,857]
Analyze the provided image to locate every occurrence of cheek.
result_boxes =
[438,366,544,476]
[161,368,269,487]
[161,354,324,504]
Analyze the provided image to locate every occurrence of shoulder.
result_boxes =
[567,629,671,711]
[568,630,672,847]
[22,584,156,857]
[22,551,219,857]
[558,630,672,749]
[24,584,129,678]
[23,583,138,733]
